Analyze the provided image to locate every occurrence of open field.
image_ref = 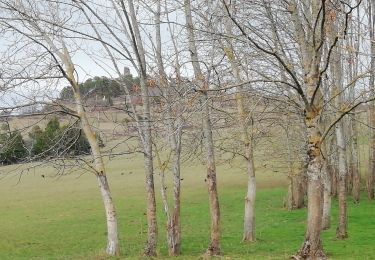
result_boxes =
[0,153,375,260]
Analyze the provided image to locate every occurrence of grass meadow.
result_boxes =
[0,152,375,259]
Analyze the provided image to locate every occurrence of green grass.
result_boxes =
[0,155,374,259]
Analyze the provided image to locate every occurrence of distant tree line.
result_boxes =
[0,118,95,165]
[59,75,139,105]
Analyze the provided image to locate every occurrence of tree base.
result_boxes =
[143,243,157,257]
[242,236,256,243]
[167,244,181,257]
[106,241,120,256]
[335,231,348,240]
[292,241,327,260]
[321,220,330,230]
[203,244,221,257]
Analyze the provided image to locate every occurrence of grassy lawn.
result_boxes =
[0,154,374,259]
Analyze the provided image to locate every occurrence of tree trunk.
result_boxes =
[287,169,306,210]
[288,173,305,210]
[155,1,182,254]
[141,77,158,256]
[81,115,120,255]
[318,3,349,238]
[326,139,338,198]
[368,105,375,199]
[184,0,221,255]
[295,105,326,259]
[223,11,257,240]
[170,145,182,255]
[160,165,180,256]
[295,159,325,259]
[329,13,348,238]
[347,1,361,203]
[142,147,158,257]
[79,106,120,255]
[346,121,353,194]
[97,175,120,255]
[351,166,360,202]
[336,125,348,237]
[264,0,305,211]
[33,20,122,256]
[295,106,326,259]
[330,163,338,198]
[349,95,360,201]
[334,103,348,240]
[203,92,221,256]
[125,0,158,255]
[158,123,182,257]
[368,0,375,200]
[321,115,331,230]
[73,70,120,256]
[350,116,360,203]
[321,160,331,230]
[243,141,256,242]
[48,35,121,256]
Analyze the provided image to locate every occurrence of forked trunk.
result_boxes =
[160,166,180,256]
[159,141,182,256]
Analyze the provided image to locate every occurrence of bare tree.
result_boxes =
[223,0,361,258]
[368,0,375,199]
[221,6,256,241]
[0,1,120,255]
[152,0,185,255]
[184,0,221,255]
[68,0,160,254]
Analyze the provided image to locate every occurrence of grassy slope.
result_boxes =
[0,154,374,259]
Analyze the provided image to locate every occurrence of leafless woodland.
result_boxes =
[0,0,374,259]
